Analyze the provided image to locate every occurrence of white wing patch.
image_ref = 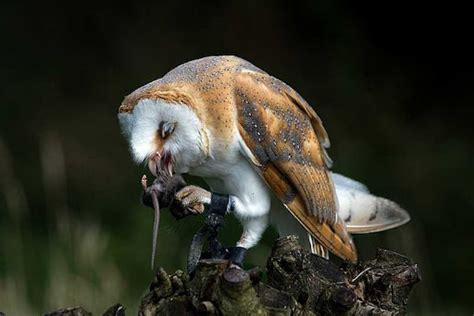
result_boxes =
[333,173,410,234]
[332,172,369,193]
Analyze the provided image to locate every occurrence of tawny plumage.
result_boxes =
[233,70,356,261]
[118,56,409,264]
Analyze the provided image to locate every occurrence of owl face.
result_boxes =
[118,98,207,176]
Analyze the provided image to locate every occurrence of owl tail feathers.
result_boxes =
[332,173,411,234]
[308,235,329,259]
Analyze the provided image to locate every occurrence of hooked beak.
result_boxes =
[148,150,173,178]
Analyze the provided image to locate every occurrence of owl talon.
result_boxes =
[227,246,247,267]
[175,185,211,215]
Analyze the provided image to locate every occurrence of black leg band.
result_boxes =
[208,192,229,216]
[228,246,247,267]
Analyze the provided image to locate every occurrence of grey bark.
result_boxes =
[45,235,420,316]
[138,235,420,315]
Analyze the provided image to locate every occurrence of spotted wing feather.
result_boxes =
[234,70,357,262]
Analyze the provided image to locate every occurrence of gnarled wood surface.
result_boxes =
[45,235,420,316]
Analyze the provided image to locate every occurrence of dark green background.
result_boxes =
[1,1,472,314]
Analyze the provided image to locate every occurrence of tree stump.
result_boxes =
[44,307,92,316]
[44,235,420,315]
[138,235,420,315]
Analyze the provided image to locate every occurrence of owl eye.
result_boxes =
[159,121,176,139]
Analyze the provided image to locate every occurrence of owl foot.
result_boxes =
[175,185,210,215]
[227,246,247,267]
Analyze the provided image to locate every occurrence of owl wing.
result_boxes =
[234,70,357,262]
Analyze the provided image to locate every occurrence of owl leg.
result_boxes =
[226,215,268,267]
[225,195,270,266]
[188,191,270,268]
[235,216,269,249]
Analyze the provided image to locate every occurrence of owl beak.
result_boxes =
[148,150,173,178]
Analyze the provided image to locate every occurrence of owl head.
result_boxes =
[118,97,208,176]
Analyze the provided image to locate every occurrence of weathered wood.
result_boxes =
[137,235,420,315]
[45,235,420,315]
[44,307,92,316]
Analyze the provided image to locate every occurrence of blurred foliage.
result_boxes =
[0,0,472,314]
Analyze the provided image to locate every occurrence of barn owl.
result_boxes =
[118,56,410,265]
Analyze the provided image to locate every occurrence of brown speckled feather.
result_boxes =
[233,70,357,262]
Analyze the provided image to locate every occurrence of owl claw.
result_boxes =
[175,185,211,215]
[228,263,243,270]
